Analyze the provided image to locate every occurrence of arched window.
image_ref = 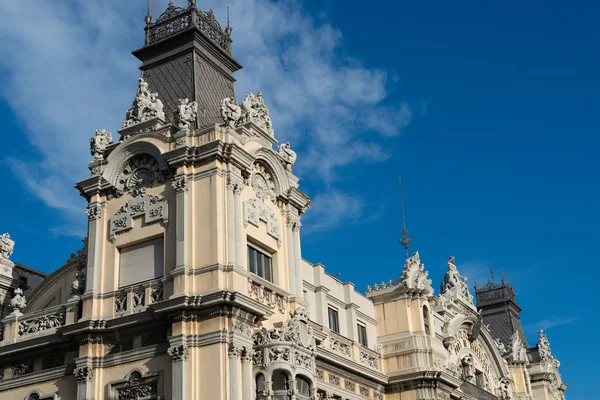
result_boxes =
[423,306,430,335]
[255,373,265,399]
[296,376,311,400]
[272,370,290,400]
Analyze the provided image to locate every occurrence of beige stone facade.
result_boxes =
[0,2,566,400]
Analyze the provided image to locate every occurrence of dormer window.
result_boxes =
[248,244,273,282]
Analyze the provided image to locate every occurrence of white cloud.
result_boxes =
[0,0,411,235]
[524,316,577,334]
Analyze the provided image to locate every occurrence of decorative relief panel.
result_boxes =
[328,373,340,386]
[359,349,380,369]
[110,371,160,400]
[244,164,281,246]
[18,310,65,336]
[359,386,370,397]
[109,193,168,242]
[329,336,352,358]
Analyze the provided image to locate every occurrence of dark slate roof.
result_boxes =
[476,280,528,348]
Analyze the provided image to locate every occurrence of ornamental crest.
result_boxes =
[109,194,168,242]
[398,251,433,294]
[244,164,280,244]
[123,78,165,128]
[0,233,15,262]
[253,308,315,350]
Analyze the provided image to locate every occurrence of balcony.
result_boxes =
[460,381,498,400]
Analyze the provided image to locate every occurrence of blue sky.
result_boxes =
[0,1,594,397]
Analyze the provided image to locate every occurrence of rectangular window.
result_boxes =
[248,244,273,282]
[119,237,164,287]
[357,323,368,346]
[475,371,484,388]
[328,307,339,333]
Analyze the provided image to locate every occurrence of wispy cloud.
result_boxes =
[0,0,411,235]
[524,316,577,334]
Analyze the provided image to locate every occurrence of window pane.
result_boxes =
[358,324,368,346]
[247,245,273,283]
[328,307,339,333]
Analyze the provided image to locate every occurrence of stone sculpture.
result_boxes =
[493,337,507,355]
[0,233,15,261]
[220,97,242,128]
[398,251,433,294]
[440,256,473,304]
[70,271,86,296]
[176,98,198,130]
[123,78,165,127]
[10,287,26,313]
[220,92,274,135]
[90,129,113,160]
[278,142,297,171]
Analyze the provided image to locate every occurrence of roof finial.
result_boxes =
[145,0,152,25]
[397,176,413,259]
[225,6,232,35]
[488,248,495,281]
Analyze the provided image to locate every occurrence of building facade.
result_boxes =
[0,2,566,399]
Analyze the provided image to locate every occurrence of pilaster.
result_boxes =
[228,344,242,400]
[168,338,189,400]
[242,347,254,400]
[84,201,106,301]
[233,183,244,269]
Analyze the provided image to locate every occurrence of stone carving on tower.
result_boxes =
[0,233,15,262]
[508,330,528,364]
[244,164,281,246]
[398,251,433,295]
[439,256,474,306]
[221,92,274,135]
[123,77,166,127]
[176,98,198,131]
[537,330,559,368]
[89,129,113,160]
[278,142,297,171]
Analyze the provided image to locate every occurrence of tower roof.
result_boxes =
[131,0,242,128]
[475,278,528,348]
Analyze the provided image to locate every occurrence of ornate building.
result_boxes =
[0,2,566,399]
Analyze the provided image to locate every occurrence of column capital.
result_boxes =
[85,202,105,220]
[228,343,244,358]
[168,344,189,361]
[172,176,188,193]
[74,365,93,382]
[241,346,254,363]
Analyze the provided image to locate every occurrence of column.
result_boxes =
[242,347,254,400]
[84,202,105,295]
[286,216,297,296]
[292,221,303,297]
[173,176,189,269]
[229,344,242,400]
[168,343,188,400]
[234,184,244,269]
[74,365,93,400]
[227,180,236,266]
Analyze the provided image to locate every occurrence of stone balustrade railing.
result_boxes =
[114,281,164,314]
[328,331,353,358]
[247,277,287,314]
[359,345,380,370]
[18,306,65,337]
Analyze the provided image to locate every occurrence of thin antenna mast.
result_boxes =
[225,6,233,35]
[488,248,495,281]
[397,176,413,258]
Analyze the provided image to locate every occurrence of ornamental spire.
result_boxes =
[397,176,413,259]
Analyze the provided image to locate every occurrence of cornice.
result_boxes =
[74,175,114,200]
[0,364,72,392]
